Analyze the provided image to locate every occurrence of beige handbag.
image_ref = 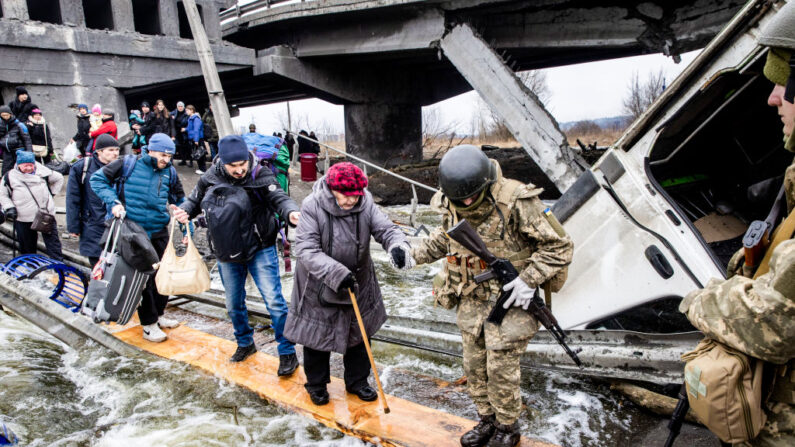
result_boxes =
[681,338,767,443]
[155,217,211,296]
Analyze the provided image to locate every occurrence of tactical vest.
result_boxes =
[431,176,546,308]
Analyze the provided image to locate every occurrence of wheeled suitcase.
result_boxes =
[82,218,150,325]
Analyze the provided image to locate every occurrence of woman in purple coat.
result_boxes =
[284,162,413,405]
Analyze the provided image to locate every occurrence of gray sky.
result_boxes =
[232,50,700,135]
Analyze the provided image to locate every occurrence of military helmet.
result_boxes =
[438,145,496,201]
[758,2,795,50]
[759,2,795,102]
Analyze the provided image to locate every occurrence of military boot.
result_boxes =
[486,422,520,447]
[460,413,496,447]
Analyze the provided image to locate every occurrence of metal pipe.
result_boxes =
[291,131,439,193]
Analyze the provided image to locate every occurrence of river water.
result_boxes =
[0,206,714,447]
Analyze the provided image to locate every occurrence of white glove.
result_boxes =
[502,277,535,310]
[388,243,416,271]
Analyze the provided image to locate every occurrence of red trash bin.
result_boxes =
[300,153,318,182]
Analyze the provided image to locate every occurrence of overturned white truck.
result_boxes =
[551,0,789,333]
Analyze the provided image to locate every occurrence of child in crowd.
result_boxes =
[89,104,102,133]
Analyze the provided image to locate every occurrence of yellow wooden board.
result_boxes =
[112,323,556,447]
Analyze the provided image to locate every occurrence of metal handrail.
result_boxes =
[220,0,296,21]
[290,131,440,194]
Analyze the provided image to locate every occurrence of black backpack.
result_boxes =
[201,183,260,263]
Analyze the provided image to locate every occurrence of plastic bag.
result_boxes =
[155,217,211,296]
[63,141,80,163]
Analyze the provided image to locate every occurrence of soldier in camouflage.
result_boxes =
[411,145,573,447]
[680,4,795,446]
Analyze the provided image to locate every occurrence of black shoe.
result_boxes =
[277,353,298,376]
[461,413,496,447]
[188,161,194,167]
[307,388,329,405]
[230,344,256,363]
[178,161,187,166]
[485,422,520,447]
[347,385,378,402]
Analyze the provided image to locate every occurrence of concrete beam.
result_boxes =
[0,19,254,65]
[110,0,136,33]
[59,0,85,27]
[292,9,444,57]
[345,103,422,167]
[1,0,28,20]
[440,23,582,193]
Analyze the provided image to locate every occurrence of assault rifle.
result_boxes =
[743,185,786,273]
[663,383,690,447]
[446,219,582,367]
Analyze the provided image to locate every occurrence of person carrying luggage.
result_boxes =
[90,133,187,343]
[66,134,121,266]
[185,105,207,174]
[172,135,301,374]
[0,106,32,176]
[0,149,64,261]
[283,162,412,406]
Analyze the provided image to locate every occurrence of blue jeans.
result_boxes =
[217,245,295,355]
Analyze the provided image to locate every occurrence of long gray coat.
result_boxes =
[284,179,406,354]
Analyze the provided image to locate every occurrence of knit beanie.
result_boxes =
[77,103,88,111]
[31,108,42,116]
[218,135,250,164]
[141,101,150,108]
[94,134,119,151]
[15,86,27,96]
[92,104,102,114]
[326,162,368,196]
[147,133,176,154]
[16,150,34,165]
[764,48,791,86]
[0,106,12,115]
[177,101,185,108]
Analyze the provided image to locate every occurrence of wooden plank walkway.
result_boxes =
[111,322,556,447]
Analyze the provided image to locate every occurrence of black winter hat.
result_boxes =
[94,134,119,151]
[141,101,150,108]
[15,86,27,96]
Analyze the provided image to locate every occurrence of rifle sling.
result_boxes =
[754,209,795,279]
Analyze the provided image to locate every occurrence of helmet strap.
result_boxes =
[786,53,795,104]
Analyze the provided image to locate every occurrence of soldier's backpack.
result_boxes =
[680,338,767,443]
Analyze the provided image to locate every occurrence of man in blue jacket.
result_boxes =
[66,134,120,266]
[185,104,206,174]
[90,133,187,343]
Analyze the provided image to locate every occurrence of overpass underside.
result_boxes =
[218,0,747,191]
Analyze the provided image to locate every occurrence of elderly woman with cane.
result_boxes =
[285,162,414,407]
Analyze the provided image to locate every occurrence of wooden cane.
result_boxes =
[348,289,391,414]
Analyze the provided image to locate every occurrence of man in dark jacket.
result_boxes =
[90,133,187,343]
[0,106,33,176]
[66,134,120,266]
[202,104,218,159]
[173,135,301,374]
[70,104,92,154]
[171,101,191,167]
[8,86,34,124]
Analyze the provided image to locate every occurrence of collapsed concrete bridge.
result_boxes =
[0,0,748,193]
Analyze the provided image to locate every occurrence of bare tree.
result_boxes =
[623,69,666,120]
[422,106,465,159]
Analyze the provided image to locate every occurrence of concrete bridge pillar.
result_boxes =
[344,103,422,168]
[110,0,136,32]
[1,0,28,20]
[59,0,85,27]
[201,1,221,41]
[160,0,180,36]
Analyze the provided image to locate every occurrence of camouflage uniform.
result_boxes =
[786,158,795,214]
[412,163,573,425]
[680,239,795,446]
